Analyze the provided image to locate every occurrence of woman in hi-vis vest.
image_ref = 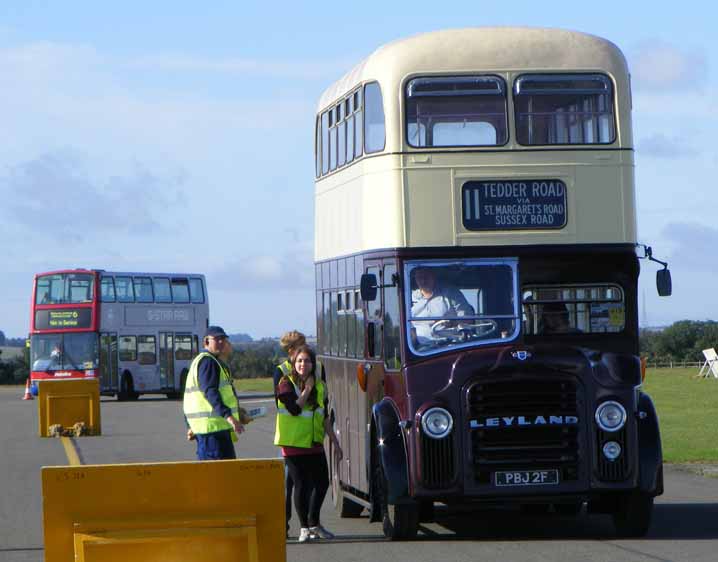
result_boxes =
[274,344,342,543]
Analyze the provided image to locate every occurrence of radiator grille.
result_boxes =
[467,378,581,485]
[596,428,629,481]
[420,432,456,488]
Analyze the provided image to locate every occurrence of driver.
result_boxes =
[410,267,475,343]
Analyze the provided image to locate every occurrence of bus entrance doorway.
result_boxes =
[159,332,175,390]
[99,333,118,392]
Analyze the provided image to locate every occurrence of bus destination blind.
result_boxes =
[35,308,92,330]
[462,180,567,231]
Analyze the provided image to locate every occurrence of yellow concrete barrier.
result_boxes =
[42,459,285,562]
[38,379,101,437]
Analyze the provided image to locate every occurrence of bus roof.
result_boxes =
[317,27,629,112]
[34,270,206,278]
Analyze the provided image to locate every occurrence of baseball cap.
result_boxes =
[205,325,229,339]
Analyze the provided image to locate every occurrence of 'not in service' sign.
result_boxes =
[462,179,567,231]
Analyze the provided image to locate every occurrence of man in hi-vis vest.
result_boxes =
[183,326,244,460]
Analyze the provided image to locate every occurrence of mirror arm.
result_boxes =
[637,243,669,269]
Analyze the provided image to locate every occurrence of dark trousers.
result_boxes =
[195,430,236,460]
[286,472,294,531]
[284,452,329,528]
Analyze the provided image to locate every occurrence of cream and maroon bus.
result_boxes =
[313,28,671,539]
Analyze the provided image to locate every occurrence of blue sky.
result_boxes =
[0,1,715,338]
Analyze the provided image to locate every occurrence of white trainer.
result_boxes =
[298,527,312,543]
[309,525,335,539]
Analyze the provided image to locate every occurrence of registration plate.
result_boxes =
[494,469,559,487]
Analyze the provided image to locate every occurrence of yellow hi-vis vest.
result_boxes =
[183,352,240,438]
[274,375,326,448]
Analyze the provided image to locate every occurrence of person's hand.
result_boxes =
[226,415,245,435]
[239,408,253,424]
[303,375,315,391]
[186,428,196,441]
[333,439,343,462]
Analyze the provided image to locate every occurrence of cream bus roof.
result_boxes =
[317,27,629,112]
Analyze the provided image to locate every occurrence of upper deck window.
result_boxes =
[189,278,205,304]
[100,276,116,302]
[36,273,94,305]
[364,82,385,153]
[115,277,134,303]
[171,278,190,303]
[514,74,616,145]
[133,277,154,303]
[405,76,508,148]
[153,277,172,303]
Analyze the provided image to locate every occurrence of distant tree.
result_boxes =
[0,330,5,346]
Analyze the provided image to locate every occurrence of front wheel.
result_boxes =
[612,492,654,537]
[373,450,419,540]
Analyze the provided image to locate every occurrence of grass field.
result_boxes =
[235,368,717,463]
[643,367,718,463]
[234,377,274,393]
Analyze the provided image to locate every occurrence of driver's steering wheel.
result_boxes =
[430,319,498,339]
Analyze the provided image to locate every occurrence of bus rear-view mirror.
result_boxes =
[656,268,672,297]
[360,273,378,302]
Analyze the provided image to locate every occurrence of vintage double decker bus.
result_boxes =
[30,269,209,400]
[313,28,671,539]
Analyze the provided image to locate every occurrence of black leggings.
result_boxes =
[284,451,329,528]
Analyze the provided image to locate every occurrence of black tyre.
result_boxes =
[373,450,419,540]
[612,492,653,537]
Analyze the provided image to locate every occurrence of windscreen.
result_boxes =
[31,333,99,371]
[405,259,519,356]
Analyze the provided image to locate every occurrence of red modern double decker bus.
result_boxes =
[30,269,209,400]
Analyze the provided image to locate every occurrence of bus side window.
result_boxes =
[134,277,153,303]
[189,278,205,304]
[383,264,400,370]
[119,336,137,362]
[364,82,385,154]
[153,277,172,303]
[366,266,383,359]
[171,278,190,303]
[137,335,156,364]
[101,277,116,302]
[175,335,193,360]
[115,277,135,303]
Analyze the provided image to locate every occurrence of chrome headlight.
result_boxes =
[421,407,453,439]
[595,401,627,432]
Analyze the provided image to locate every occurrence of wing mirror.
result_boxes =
[360,273,378,302]
[656,268,672,297]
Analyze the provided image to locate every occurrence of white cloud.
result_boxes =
[0,151,186,242]
[629,40,708,92]
[211,252,315,291]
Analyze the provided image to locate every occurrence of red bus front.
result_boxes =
[29,270,100,386]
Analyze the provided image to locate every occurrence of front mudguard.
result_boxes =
[371,400,409,511]
[637,391,663,496]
